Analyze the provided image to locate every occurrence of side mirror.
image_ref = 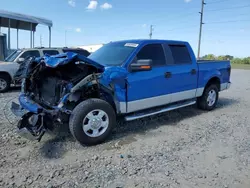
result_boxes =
[17,57,25,63]
[130,59,152,72]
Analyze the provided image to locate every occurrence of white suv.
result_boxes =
[0,47,90,92]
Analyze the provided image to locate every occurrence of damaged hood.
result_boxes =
[37,52,105,70]
[36,52,129,86]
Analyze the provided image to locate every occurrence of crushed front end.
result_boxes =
[11,53,105,141]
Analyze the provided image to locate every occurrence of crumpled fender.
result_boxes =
[99,67,129,102]
[100,67,128,88]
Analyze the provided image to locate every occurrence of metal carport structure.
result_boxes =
[0,10,53,49]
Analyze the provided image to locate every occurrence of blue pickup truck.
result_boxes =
[11,39,231,145]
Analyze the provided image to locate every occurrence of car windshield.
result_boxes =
[88,42,138,66]
[5,50,22,62]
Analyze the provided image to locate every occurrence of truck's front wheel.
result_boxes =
[0,74,11,93]
[197,84,219,111]
[69,98,116,146]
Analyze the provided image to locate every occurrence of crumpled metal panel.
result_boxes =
[99,66,129,102]
[35,52,105,70]
[18,93,42,113]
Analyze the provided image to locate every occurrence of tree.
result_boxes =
[218,56,226,60]
[231,58,242,64]
[202,54,216,60]
[242,58,250,64]
[202,54,249,64]
[224,55,234,60]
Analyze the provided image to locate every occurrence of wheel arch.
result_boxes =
[0,71,12,81]
[99,89,117,114]
[68,83,118,114]
[205,76,221,91]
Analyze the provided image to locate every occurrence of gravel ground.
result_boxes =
[0,69,250,188]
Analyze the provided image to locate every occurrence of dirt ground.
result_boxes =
[0,69,249,188]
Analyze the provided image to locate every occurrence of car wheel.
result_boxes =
[197,84,219,111]
[0,74,11,93]
[69,98,116,146]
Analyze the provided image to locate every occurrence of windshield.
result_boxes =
[88,42,138,66]
[5,50,22,62]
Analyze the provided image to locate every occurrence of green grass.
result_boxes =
[231,64,250,70]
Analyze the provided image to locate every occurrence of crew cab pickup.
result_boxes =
[11,39,231,146]
[0,47,90,92]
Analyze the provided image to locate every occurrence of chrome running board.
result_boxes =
[125,100,196,121]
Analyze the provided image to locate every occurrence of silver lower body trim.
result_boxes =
[220,82,231,91]
[125,100,196,121]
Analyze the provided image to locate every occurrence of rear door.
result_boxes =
[163,43,198,103]
[126,43,171,113]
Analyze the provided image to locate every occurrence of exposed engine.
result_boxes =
[15,56,101,108]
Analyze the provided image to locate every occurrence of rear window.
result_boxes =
[169,45,191,64]
[43,50,59,56]
[63,49,90,56]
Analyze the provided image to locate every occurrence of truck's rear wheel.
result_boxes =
[0,74,11,93]
[197,84,219,111]
[69,98,116,146]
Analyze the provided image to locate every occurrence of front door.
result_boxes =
[126,43,171,113]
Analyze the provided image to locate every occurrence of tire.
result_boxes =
[0,74,11,93]
[69,98,116,146]
[197,84,219,111]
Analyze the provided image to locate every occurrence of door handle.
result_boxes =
[191,69,196,75]
[165,72,172,78]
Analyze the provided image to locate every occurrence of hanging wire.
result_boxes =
[3,96,19,125]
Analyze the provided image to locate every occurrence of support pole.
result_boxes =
[149,25,153,39]
[197,0,205,59]
[30,23,32,48]
[17,28,19,49]
[33,31,35,48]
[16,21,19,49]
[49,27,51,48]
[8,19,11,50]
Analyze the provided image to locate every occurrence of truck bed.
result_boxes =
[197,60,231,91]
[197,60,230,63]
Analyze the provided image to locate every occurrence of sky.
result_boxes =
[1,0,250,57]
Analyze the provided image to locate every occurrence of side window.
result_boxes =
[20,50,40,58]
[169,45,191,64]
[43,50,59,56]
[136,44,166,66]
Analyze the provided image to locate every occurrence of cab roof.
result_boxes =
[109,39,189,45]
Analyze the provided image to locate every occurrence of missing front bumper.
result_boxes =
[11,102,27,117]
[17,127,38,141]
[14,111,46,142]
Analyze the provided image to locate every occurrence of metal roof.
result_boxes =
[0,10,53,31]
